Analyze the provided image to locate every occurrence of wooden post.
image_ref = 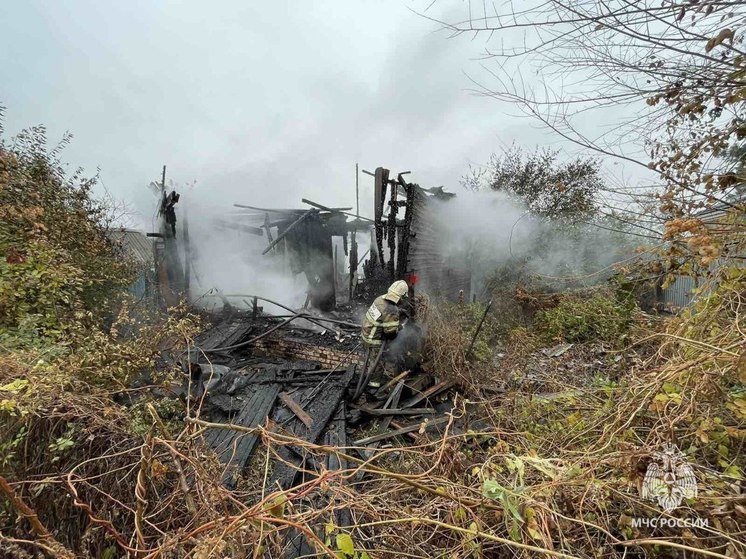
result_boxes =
[349,163,360,301]
[183,207,191,295]
[466,300,493,359]
[334,243,338,301]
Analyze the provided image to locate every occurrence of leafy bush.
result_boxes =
[0,123,133,348]
[534,288,635,345]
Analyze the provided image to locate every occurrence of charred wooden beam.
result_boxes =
[301,198,353,212]
[279,392,313,429]
[353,416,451,445]
[352,406,435,416]
[400,380,455,409]
[261,209,316,255]
[234,203,306,214]
[204,384,280,488]
[269,365,355,490]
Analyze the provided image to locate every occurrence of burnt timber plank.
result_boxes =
[269,365,355,490]
[324,402,352,528]
[218,321,255,349]
[203,383,280,487]
[373,369,411,399]
[352,415,451,445]
[194,319,254,351]
[193,320,235,350]
[353,406,435,416]
[400,380,455,409]
[203,381,264,447]
[279,392,313,429]
[324,402,347,472]
[357,380,404,465]
[285,403,350,559]
[209,384,276,460]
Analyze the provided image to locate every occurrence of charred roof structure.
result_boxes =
[149,165,470,311]
[229,201,370,310]
[220,167,470,309]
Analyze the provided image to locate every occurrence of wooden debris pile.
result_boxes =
[186,311,458,497]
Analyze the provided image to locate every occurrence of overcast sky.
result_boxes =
[0,1,648,230]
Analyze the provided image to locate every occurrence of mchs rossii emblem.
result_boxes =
[641,443,697,512]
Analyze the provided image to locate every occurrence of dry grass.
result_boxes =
[1,270,744,558]
[247,269,744,558]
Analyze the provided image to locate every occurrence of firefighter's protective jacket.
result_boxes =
[361,295,404,346]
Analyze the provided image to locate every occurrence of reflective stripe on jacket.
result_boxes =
[361,295,401,346]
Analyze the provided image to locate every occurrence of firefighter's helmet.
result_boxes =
[384,280,409,304]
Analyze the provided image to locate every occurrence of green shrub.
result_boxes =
[534,289,635,345]
[0,123,133,348]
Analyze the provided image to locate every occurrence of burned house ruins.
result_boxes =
[111,163,480,557]
[148,166,470,312]
[136,165,474,556]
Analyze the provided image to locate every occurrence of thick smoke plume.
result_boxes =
[181,197,309,313]
[166,182,639,314]
[429,190,641,293]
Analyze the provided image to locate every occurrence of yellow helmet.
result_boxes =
[384,280,409,303]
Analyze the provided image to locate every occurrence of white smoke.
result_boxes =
[181,195,309,312]
[165,180,640,313]
[428,189,641,292]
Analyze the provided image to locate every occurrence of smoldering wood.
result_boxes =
[400,380,456,409]
[357,379,405,463]
[153,180,185,306]
[202,313,320,353]
[387,176,398,279]
[349,230,357,300]
[153,170,473,549]
[373,369,412,398]
[219,294,356,329]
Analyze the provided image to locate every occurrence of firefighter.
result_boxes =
[361,280,410,347]
[356,280,411,395]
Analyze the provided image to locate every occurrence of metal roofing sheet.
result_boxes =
[108,229,154,265]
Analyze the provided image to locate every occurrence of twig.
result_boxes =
[147,404,197,514]
[0,475,75,559]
